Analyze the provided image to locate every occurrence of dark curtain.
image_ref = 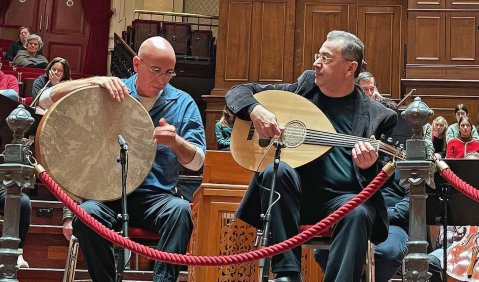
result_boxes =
[80,0,113,75]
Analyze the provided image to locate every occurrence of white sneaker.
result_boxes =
[17,254,29,268]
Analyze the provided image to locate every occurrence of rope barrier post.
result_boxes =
[0,105,36,282]
[398,97,435,282]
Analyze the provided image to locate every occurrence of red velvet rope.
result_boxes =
[38,167,391,266]
[441,168,479,202]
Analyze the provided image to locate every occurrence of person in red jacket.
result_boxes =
[446,116,479,158]
[0,62,19,101]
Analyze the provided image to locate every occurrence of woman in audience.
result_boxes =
[12,34,48,69]
[215,106,234,150]
[446,104,479,142]
[4,26,42,61]
[446,116,479,158]
[424,116,448,159]
[0,61,19,101]
[32,57,71,99]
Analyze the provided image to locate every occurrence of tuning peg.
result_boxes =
[380,134,386,141]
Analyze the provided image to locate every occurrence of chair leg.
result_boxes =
[365,240,375,282]
[63,236,79,282]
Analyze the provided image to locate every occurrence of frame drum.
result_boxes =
[35,86,156,201]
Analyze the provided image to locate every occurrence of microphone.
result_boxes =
[117,134,129,150]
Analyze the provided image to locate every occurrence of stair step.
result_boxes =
[17,268,189,282]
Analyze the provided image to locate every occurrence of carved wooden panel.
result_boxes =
[408,12,445,63]
[217,213,257,281]
[445,12,479,64]
[357,4,404,99]
[294,2,351,78]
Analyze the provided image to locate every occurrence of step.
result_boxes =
[17,268,189,282]
[31,199,64,225]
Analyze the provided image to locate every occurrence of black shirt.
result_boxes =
[298,90,361,194]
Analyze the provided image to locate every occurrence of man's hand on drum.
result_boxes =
[62,218,73,241]
[92,77,129,102]
[352,135,378,169]
[250,104,282,138]
[153,118,178,148]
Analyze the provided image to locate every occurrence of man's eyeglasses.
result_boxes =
[314,53,355,64]
[138,57,176,78]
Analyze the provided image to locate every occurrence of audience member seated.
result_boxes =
[446,116,479,158]
[32,57,71,99]
[12,34,48,69]
[356,71,397,110]
[445,104,479,143]
[4,26,43,61]
[0,61,19,101]
[356,71,381,100]
[215,106,234,150]
[424,116,448,159]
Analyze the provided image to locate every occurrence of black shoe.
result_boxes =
[268,272,303,282]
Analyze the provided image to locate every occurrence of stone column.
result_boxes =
[397,97,435,282]
[0,105,36,282]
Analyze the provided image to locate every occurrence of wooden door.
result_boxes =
[41,0,90,73]
[357,4,405,100]
[294,1,353,78]
[0,0,46,33]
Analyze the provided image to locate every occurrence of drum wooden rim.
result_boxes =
[35,85,156,201]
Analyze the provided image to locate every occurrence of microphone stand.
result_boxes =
[438,183,451,282]
[259,141,285,282]
[116,136,129,282]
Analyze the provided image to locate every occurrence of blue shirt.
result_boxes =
[123,74,206,192]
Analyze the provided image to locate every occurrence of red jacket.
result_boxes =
[446,138,479,158]
[0,71,19,93]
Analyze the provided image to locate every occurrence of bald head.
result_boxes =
[138,36,176,60]
[133,36,177,97]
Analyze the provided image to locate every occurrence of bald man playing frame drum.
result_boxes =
[37,37,206,282]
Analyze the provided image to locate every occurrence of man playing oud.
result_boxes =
[225,30,397,282]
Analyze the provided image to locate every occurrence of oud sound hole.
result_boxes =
[282,121,306,148]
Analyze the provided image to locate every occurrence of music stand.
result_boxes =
[426,159,479,280]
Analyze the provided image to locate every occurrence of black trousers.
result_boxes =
[72,190,193,282]
[254,162,376,281]
[0,190,31,248]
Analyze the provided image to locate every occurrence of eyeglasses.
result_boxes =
[314,53,355,64]
[138,57,176,78]
[28,42,39,46]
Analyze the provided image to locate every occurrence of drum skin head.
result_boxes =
[35,85,156,201]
